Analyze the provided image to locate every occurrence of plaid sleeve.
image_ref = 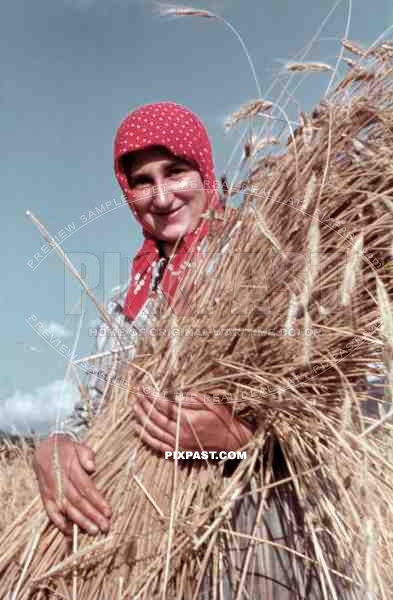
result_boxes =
[54,284,131,441]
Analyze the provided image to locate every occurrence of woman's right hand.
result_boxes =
[32,435,111,536]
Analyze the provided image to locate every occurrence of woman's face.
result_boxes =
[123,146,207,256]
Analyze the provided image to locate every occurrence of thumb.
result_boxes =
[75,443,96,473]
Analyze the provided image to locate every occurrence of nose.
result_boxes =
[151,178,173,210]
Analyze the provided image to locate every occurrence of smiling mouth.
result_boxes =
[153,206,183,217]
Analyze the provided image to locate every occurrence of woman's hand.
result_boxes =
[133,387,254,455]
[33,435,112,536]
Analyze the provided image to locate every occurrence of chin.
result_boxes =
[158,222,191,242]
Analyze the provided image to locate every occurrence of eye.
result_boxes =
[168,165,189,177]
[131,175,152,188]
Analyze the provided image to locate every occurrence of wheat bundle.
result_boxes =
[1,40,393,599]
[0,438,37,533]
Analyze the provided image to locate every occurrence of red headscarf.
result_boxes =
[114,101,223,320]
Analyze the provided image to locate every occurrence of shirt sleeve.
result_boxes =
[54,285,131,441]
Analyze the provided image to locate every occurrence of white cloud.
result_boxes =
[0,379,79,436]
[41,321,72,340]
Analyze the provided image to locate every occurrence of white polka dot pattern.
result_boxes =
[113,101,221,223]
[112,101,224,321]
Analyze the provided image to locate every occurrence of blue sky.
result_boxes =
[1,0,392,433]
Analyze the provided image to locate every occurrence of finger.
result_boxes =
[76,443,96,473]
[140,384,161,399]
[70,463,112,519]
[136,390,175,423]
[137,394,207,450]
[135,395,175,435]
[45,499,71,535]
[64,479,110,533]
[60,498,101,536]
[135,424,173,455]
[134,402,176,448]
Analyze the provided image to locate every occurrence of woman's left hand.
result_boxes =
[133,387,254,456]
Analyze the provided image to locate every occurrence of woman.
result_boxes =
[33,101,326,598]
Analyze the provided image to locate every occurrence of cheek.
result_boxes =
[173,173,204,195]
[174,177,207,212]
[128,191,151,216]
